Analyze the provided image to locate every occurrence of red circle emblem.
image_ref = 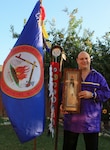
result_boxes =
[1,45,44,99]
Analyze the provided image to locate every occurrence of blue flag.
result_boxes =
[1,0,45,143]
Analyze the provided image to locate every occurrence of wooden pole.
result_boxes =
[54,50,66,150]
[54,71,62,150]
[33,138,37,150]
[54,99,60,150]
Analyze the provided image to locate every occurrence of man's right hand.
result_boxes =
[60,104,69,114]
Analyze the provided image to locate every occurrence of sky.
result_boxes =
[0,0,110,65]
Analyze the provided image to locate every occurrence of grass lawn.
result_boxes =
[0,119,110,150]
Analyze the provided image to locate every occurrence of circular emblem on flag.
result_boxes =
[1,45,44,99]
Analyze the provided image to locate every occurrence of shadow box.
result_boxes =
[62,68,81,113]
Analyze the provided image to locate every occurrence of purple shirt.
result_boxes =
[64,69,110,133]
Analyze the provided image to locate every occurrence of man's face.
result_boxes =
[76,52,91,70]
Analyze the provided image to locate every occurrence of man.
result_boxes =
[61,51,110,150]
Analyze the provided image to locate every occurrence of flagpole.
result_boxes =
[34,138,37,150]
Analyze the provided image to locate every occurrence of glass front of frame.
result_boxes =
[62,68,81,113]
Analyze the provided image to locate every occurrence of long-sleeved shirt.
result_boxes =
[64,69,110,133]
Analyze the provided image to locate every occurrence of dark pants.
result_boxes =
[63,130,99,150]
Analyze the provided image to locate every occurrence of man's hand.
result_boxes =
[78,90,93,99]
[60,104,69,114]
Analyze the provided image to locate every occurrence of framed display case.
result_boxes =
[62,68,81,113]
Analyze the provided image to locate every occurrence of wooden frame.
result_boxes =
[62,68,81,113]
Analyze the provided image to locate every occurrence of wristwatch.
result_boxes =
[92,92,97,99]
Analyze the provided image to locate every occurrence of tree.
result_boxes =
[92,33,110,84]
[10,8,110,123]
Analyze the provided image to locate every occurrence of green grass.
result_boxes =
[0,119,63,150]
[0,120,110,150]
